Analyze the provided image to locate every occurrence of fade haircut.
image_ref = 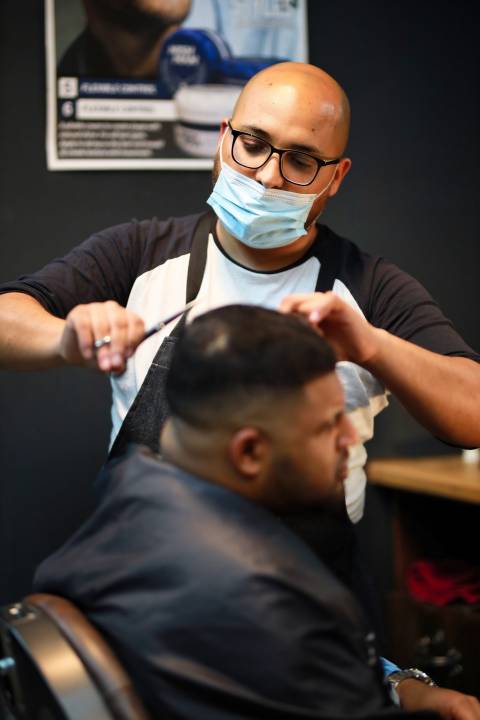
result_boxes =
[165,305,337,428]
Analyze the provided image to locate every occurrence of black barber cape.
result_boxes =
[34,446,392,719]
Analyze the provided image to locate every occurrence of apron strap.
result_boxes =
[186,209,214,302]
[314,226,341,293]
[108,210,213,459]
[168,209,214,340]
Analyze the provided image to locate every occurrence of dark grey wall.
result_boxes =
[1,1,479,604]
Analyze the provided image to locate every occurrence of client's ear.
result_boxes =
[228,427,269,481]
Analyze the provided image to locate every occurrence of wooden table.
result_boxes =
[368,455,480,505]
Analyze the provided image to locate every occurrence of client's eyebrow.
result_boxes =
[239,124,327,158]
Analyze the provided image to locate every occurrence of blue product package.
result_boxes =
[220,57,286,85]
[159,29,232,97]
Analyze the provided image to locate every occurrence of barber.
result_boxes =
[1,61,478,505]
[1,63,479,708]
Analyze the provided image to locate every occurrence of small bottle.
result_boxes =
[461,448,480,464]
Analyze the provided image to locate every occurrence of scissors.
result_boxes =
[93,299,197,351]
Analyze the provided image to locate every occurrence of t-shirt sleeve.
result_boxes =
[0,221,147,318]
[367,258,480,362]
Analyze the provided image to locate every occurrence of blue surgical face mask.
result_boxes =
[207,132,337,249]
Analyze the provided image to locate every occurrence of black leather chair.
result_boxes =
[0,593,151,720]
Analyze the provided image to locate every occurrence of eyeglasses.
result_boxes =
[228,121,341,187]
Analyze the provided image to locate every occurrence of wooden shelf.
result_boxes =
[367,455,480,504]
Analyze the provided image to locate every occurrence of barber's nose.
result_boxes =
[255,153,285,189]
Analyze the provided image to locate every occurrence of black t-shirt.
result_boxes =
[2,214,478,520]
[2,214,476,360]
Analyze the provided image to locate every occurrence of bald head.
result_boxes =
[212,62,353,235]
[233,62,350,156]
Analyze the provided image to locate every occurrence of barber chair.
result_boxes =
[0,594,443,720]
[0,593,151,720]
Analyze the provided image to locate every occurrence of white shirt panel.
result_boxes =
[110,237,390,523]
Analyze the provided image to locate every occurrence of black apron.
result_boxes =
[108,212,359,598]
[108,210,212,461]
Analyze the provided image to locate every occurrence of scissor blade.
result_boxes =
[141,299,197,342]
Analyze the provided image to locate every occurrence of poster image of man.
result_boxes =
[57,0,193,79]
[46,0,309,169]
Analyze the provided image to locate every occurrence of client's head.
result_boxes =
[161,305,357,512]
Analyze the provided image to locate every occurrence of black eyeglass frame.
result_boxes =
[227,120,341,187]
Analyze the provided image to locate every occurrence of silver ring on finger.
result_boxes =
[94,335,112,350]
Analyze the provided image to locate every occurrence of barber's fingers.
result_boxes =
[101,301,131,373]
[125,311,146,358]
[95,302,145,374]
[63,302,145,374]
[64,305,96,362]
[279,292,338,325]
[107,307,145,370]
[87,301,119,372]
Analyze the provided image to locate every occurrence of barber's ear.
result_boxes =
[228,427,270,480]
[328,157,352,198]
[216,117,230,151]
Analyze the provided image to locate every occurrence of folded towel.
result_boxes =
[407,559,480,606]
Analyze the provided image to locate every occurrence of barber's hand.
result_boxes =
[59,301,145,374]
[279,292,380,364]
[397,679,480,720]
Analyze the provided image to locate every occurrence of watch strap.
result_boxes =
[388,667,437,690]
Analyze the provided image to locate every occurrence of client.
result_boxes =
[34,306,477,719]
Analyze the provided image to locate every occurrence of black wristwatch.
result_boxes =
[388,668,437,690]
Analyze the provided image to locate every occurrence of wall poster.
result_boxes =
[45,0,309,171]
